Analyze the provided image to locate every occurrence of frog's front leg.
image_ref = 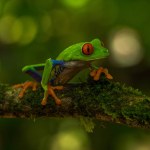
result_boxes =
[90,65,113,81]
[41,58,64,106]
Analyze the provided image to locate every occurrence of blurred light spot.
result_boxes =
[0,15,17,44]
[50,131,90,150]
[109,28,143,67]
[52,133,81,150]
[19,16,37,45]
[11,19,23,43]
[60,0,89,8]
[0,15,37,45]
[127,142,150,150]
[135,144,150,150]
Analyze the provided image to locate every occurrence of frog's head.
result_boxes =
[57,38,109,61]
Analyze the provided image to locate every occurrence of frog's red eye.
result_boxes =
[82,43,94,55]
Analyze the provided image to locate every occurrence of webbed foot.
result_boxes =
[41,85,64,106]
[13,81,38,98]
[90,67,113,81]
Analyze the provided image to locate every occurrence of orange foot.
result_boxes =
[13,81,38,98]
[41,85,64,106]
[90,67,113,81]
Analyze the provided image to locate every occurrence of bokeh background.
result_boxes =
[0,0,150,149]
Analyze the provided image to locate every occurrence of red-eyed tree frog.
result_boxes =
[14,39,113,105]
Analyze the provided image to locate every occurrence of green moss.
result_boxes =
[63,75,149,128]
[0,75,149,129]
[122,98,150,122]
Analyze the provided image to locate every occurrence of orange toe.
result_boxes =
[55,99,62,105]
[32,82,38,91]
[93,74,100,81]
[52,86,64,90]
[41,99,47,106]
[13,83,24,89]
[18,92,24,98]
[90,70,97,77]
[103,68,113,80]
[93,67,103,81]
[106,74,113,80]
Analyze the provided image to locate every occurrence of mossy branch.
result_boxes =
[0,76,150,130]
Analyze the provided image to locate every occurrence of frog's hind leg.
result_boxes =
[13,64,45,98]
[13,81,38,98]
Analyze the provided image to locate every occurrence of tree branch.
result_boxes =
[0,76,150,130]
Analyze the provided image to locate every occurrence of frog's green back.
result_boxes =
[56,42,84,61]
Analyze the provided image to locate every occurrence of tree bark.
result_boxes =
[0,76,150,130]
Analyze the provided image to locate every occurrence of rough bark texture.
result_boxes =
[0,76,150,130]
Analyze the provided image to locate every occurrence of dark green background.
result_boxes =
[0,0,150,149]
